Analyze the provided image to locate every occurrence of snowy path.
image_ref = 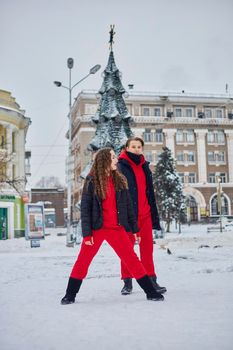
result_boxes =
[0,226,233,350]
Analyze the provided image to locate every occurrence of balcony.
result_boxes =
[132,116,233,126]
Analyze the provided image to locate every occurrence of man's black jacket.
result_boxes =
[118,158,161,230]
[81,177,139,237]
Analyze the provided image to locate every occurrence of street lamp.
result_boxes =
[54,58,101,246]
[217,176,223,233]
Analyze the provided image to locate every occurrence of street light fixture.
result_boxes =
[54,58,101,246]
[54,81,62,87]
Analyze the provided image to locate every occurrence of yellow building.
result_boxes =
[0,89,31,239]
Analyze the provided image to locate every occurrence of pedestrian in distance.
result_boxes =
[61,147,164,304]
[118,137,167,295]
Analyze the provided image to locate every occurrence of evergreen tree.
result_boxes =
[88,50,133,155]
[153,147,186,232]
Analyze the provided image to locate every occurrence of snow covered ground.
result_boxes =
[1,224,233,350]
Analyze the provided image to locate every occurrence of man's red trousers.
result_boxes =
[121,214,156,279]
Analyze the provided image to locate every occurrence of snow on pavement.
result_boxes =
[0,224,233,350]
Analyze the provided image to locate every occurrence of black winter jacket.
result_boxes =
[81,177,139,237]
[118,158,161,230]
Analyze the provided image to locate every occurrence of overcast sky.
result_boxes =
[1,0,233,187]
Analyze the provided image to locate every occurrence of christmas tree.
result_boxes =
[153,147,186,232]
[88,25,133,155]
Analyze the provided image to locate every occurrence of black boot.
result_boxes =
[61,277,82,305]
[150,276,167,294]
[121,278,133,295]
[137,275,164,301]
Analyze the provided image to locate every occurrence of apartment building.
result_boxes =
[69,89,233,222]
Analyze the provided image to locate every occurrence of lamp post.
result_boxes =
[54,59,101,246]
[186,196,191,226]
[217,176,223,233]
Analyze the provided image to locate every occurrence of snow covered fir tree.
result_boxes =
[87,26,133,155]
[153,147,186,232]
[80,26,133,180]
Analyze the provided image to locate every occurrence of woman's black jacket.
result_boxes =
[81,177,139,237]
[118,158,161,230]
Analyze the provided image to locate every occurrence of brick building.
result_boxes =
[31,188,66,227]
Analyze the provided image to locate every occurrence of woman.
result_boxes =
[61,148,164,304]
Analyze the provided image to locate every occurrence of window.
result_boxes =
[176,129,194,143]
[187,151,195,162]
[207,131,215,143]
[12,132,16,153]
[188,173,196,183]
[216,109,223,118]
[84,104,97,115]
[175,108,182,117]
[177,151,195,163]
[211,195,229,215]
[154,108,161,117]
[0,126,6,149]
[0,135,5,149]
[0,163,6,181]
[178,173,185,183]
[219,173,227,183]
[143,107,150,116]
[208,173,227,184]
[208,173,216,183]
[207,130,225,144]
[205,108,212,118]
[186,108,193,118]
[217,151,225,162]
[176,152,184,162]
[155,129,163,142]
[126,104,132,114]
[144,151,153,162]
[176,129,183,143]
[186,129,194,142]
[217,130,225,144]
[208,151,215,162]
[12,164,16,180]
[144,129,152,142]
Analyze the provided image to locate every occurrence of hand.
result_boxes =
[134,233,141,244]
[83,236,94,246]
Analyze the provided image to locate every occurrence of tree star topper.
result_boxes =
[109,25,116,51]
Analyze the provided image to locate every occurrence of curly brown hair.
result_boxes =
[88,147,128,199]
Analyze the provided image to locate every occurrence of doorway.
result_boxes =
[186,196,198,222]
[0,207,8,239]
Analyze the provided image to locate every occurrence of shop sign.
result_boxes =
[0,195,15,201]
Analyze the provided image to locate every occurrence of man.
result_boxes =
[118,137,167,295]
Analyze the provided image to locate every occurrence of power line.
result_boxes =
[30,120,68,181]
[28,144,67,147]
[31,154,66,157]
[32,161,66,165]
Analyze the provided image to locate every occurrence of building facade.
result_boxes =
[69,89,233,222]
[30,188,66,227]
[0,89,31,238]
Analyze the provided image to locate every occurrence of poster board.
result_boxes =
[25,203,45,240]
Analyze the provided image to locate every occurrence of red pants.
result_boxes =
[70,227,146,280]
[121,214,156,279]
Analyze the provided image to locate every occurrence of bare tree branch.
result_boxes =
[0,143,26,196]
